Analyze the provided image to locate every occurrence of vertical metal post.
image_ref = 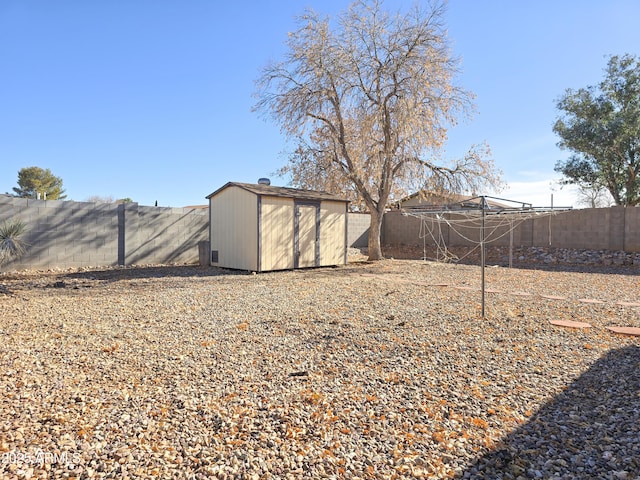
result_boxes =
[509,225,513,269]
[481,197,486,318]
[549,193,553,246]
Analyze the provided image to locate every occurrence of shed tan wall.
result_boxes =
[260,196,295,271]
[209,186,258,271]
[320,201,347,266]
[210,188,347,271]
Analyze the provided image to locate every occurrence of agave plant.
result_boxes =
[0,218,29,266]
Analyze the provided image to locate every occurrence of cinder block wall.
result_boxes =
[0,196,120,270]
[347,213,371,248]
[625,207,640,251]
[127,205,209,265]
[3,196,639,271]
[383,207,640,252]
[0,196,208,271]
[382,212,422,245]
[530,209,610,249]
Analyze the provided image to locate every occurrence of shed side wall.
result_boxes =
[320,200,347,266]
[260,196,295,271]
[209,186,257,271]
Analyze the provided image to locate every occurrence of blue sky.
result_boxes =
[1,1,639,208]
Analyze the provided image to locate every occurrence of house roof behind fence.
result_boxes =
[395,190,512,210]
[206,182,349,203]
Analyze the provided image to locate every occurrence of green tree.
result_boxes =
[554,54,640,206]
[254,0,501,260]
[13,166,67,200]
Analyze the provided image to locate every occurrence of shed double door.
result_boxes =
[294,202,320,268]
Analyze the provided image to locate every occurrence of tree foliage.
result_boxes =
[255,0,502,259]
[86,195,115,203]
[574,184,614,209]
[13,166,67,200]
[85,195,134,204]
[554,54,640,206]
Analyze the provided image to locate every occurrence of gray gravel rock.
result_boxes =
[1,260,639,479]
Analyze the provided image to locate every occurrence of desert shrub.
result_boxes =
[0,218,29,266]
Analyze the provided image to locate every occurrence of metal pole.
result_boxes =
[549,193,553,246]
[509,226,513,269]
[481,197,486,318]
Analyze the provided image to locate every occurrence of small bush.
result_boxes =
[0,219,29,266]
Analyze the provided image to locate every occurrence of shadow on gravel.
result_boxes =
[0,262,379,291]
[62,265,249,282]
[1,265,252,291]
[462,345,640,478]
[66,263,377,283]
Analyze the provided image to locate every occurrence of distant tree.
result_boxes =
[255,0,502,260]
[276,142,368,211]
[13,167,67,200]
[575,184,614,208]
[85,196,133,204]
[86,195,115,203]
[554,54,640,206]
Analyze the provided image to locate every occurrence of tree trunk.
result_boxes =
[367,209,384,261]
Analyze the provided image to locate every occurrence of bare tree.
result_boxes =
[575,184,614,208]
[255,0,502,260]
[85,196,134,204]
[85,195,115,203]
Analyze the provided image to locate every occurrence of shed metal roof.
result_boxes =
[206,182,349,203]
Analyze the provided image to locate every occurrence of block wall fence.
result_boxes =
[0,196,208,270]
[382,206,640,252]
[347,213,371,248]
[2,196,638,271]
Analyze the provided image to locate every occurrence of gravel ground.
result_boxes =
[1,259,639,479]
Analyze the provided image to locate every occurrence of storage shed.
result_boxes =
[206,182,349,272]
